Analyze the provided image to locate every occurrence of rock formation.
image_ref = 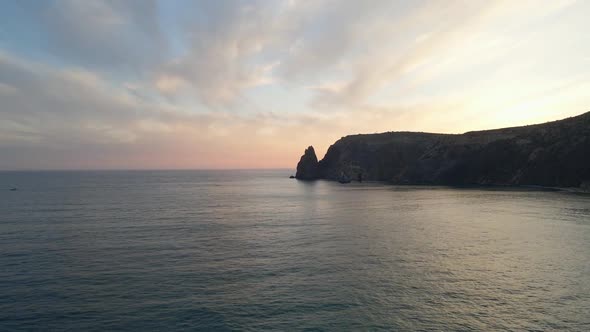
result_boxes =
[295,111,590,188]
[295,146,319,180]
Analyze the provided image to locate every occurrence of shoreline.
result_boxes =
[298,178,590,193]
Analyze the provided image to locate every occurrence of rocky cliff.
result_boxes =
[296,111,590,187]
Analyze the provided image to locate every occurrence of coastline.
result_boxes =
[297,178,590,194]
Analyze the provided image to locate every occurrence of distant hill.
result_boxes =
[296,111,590,188]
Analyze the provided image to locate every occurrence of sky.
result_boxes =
[0,0,589,170]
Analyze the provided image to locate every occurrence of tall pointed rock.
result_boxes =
[295,146,319,180]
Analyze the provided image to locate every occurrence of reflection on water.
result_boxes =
[0,170,589,330]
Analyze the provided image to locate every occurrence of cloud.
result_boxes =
[155,75,189,94]
[0,82,17,95]
[306,2,498,107]
[153,0,285,108]
[0,0,165,71]
[307,0,581,108]
[0,52,146,147]
[276,0,395,80]
[0,51,336,169]
[5,0,578,111]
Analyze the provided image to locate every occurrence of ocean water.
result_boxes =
[1,170,589,331]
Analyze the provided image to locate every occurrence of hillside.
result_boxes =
[295,111,590,187]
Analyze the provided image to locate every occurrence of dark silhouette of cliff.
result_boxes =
[296,111,590,187]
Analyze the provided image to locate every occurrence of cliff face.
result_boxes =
[296,111,590,187]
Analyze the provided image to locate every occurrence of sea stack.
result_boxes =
[295,146,319,180]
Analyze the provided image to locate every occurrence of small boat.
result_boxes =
[9,187,17,191]
[289,175,295,179]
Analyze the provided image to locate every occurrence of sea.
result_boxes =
[1,170,589,331]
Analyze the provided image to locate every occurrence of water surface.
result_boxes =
[1,170,589,330]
